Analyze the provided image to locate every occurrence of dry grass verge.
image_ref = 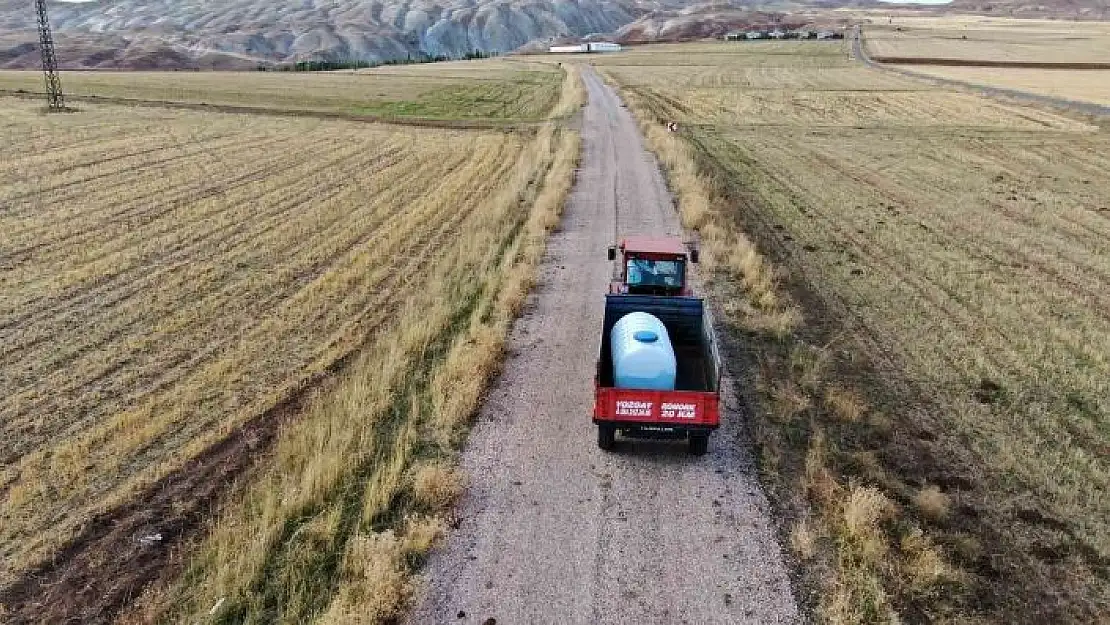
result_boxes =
[549,63,586,120]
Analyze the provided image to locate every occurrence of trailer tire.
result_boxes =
[688,433,709,456]
[598,424,616,451]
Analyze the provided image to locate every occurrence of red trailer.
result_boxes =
[594,238,721,455]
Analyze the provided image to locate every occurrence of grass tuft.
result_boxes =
[824,387,867,423]
[317,529,411,625]
[412,464,465,512]
[898,527,955,593]
[790,517,819,561]
[842,486,893,564]
[912,485,950,523]
[769,381,812,424]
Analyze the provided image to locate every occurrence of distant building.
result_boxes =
[586,42,622,53]
[769,30,785,39]
[548,42,622,54]
[724,32,744,41]
[745,31,763,40]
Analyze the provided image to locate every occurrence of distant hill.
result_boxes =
[613,5,835,43]
[952,0,1108,19]
[1,0,1107,70]
[0,0,660,69]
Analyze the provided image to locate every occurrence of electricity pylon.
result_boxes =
[35,0,65,111]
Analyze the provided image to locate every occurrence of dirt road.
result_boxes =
[407,67,798,625]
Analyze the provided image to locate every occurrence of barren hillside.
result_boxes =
[949,0,1109,20]
[3,0,1107,69]
[0,0,656,69]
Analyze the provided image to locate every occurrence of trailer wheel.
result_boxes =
[598,424,616,451]
[688,433,709,456]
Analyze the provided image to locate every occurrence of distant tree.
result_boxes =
[284,49,498,72]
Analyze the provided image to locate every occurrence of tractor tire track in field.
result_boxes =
[407,67,798,625]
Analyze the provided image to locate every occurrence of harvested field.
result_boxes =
[0,61,581,623]
[610,64,927,91]
[863,19,1110,65]
[610,42,1088,131]
[894,66,1110,107]
[0,59,562,121]
[596,41,1110,624]
[646,88,1087,129]
[584,41,852,67]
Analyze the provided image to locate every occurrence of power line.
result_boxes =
[35,0,65,111]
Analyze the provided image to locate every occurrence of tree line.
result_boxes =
[261,49,499,72]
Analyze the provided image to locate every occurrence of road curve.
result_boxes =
[406,66,799,625]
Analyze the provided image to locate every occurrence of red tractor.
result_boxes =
[607,236,697,296]
[594,237,721,455]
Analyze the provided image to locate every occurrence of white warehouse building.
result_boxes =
[549,42,623,53]
[587,42,622,52]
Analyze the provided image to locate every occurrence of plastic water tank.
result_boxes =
[611,312,677,391]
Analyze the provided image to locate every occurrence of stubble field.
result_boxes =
[0,63,581,624]
[0,59,563,122]
[861,16,1110,108]
[892,66,1110,106]
[594,40,1109,624]
[862,17,1110,64]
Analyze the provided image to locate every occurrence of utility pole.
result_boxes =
[34,0,65,111]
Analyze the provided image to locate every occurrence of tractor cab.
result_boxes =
[608,236,698,297]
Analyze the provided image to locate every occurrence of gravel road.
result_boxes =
[407,66,799,625]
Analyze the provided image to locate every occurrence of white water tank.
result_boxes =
[611,312,677,391]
